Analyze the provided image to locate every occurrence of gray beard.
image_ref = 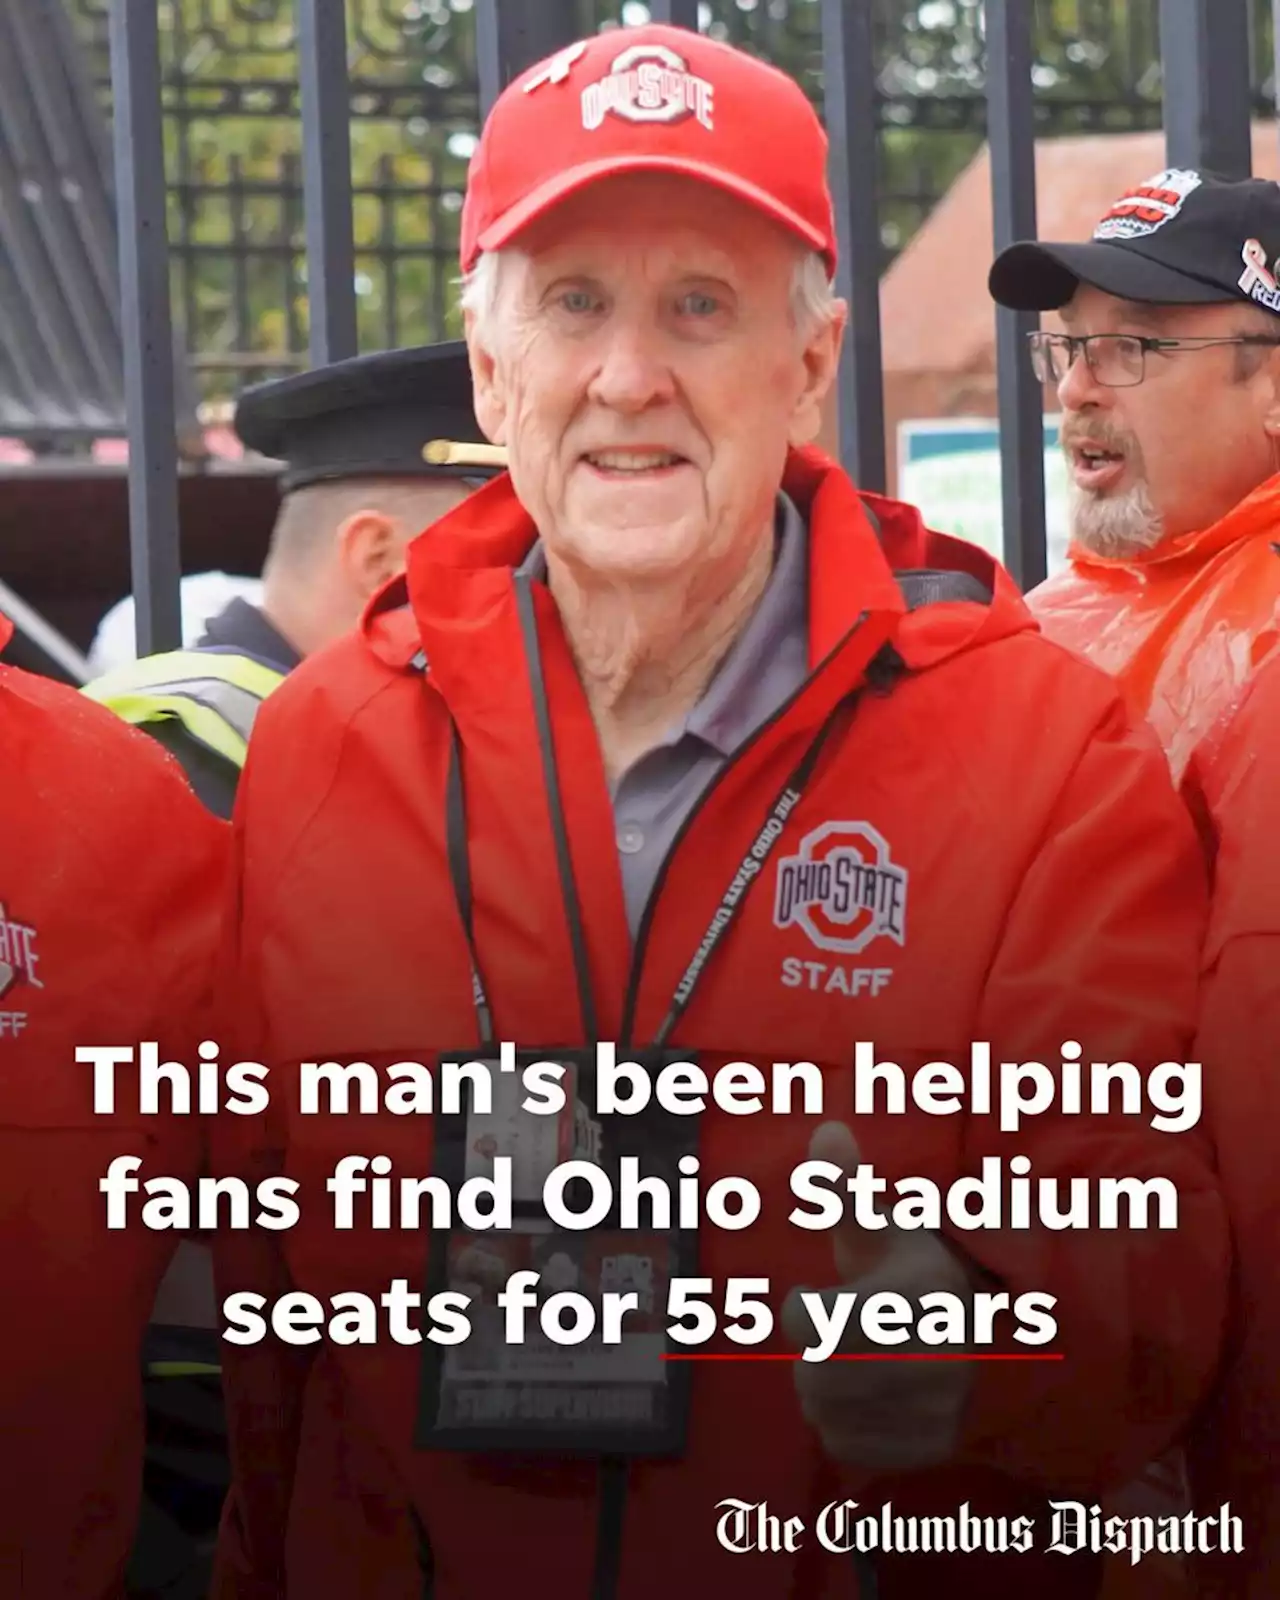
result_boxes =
[1068,477,1165,560]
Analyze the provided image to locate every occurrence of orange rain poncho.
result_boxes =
[1028,475,1280,1600]
[1027,474,1280,790]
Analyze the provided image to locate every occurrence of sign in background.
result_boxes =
[898,418,1071,583]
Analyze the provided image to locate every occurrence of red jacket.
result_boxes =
[212,451,1224,1599]
[1187,653,1280,1598]
[0,614,225,1596]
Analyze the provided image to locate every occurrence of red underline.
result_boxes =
[661,1352,1065,1363]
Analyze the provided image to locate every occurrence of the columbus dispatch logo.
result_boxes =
[773,821,907,955]
[714,1498,1244,1563]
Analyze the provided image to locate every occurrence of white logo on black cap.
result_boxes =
[580,43,714,132]
[1239,239,1280,312]
[1093,168,1202,241]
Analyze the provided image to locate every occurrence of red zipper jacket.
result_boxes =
[0,614,226,1596]
[211,450,1224,1600]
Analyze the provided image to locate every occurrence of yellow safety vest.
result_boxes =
[81,649,286,768]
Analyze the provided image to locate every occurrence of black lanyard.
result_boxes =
[443,574,861,1053]
[435,574,883,1600]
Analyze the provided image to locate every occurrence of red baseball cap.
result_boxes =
[460,24,836,277]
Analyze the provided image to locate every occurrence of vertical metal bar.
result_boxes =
[230,154,250,371]
[1160,0,1251,177]
[986,0,1047,592]
[430,157,449,341]
[475,0,583,119]
[821,0,886,492]
[281,152,305,363]
[108,0,181,655]
[171,0,198,392]
[474,0,504,120]
[648,0,700,27]
[298,0,357,364]
[1273,0,1280,145]
[379,156,399,349]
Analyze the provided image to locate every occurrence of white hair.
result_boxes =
[1068,478,1165,560]
[458,245,838,340]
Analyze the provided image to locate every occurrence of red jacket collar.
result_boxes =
[0,611,12,653]
[363,445,1033,674]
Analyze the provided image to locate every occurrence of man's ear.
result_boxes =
[788,298,847,449]
[1262,343,1280,437]
[337,510,407,601]
[466,313,508,447]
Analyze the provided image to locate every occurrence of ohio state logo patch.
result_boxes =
[1093,168,1201,242]
[0,900,41,1040]
[581,43,714,132]
[0,901,40,1000]
[773,822,907,956]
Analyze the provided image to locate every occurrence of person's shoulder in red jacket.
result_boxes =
[0,638,227,1596]
[1,649,226,1005]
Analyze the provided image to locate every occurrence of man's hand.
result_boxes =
[781,1120,978,1472]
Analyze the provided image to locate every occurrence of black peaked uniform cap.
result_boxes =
[234,340,506,493]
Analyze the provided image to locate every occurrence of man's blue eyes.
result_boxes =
[557,292,721,315]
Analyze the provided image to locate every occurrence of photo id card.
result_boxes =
[415,1047,698,1458]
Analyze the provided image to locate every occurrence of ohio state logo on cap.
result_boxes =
[460,23,837,276]
[580,42,714,133]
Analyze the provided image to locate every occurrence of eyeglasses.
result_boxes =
[1027,329,1280,388]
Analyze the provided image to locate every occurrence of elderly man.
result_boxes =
[989,170,1280,793]
[212,27,1224,1600]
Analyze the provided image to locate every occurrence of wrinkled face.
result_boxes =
[466,173,842,586]
[1056,285,1280,556]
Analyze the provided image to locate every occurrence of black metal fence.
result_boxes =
[96,0,1275,650]
[68,2,1280,402]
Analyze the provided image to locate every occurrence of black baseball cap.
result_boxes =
[234,340,505,493]
[989,169,1280,317]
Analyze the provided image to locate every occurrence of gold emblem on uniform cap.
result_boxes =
[423,439,508,468]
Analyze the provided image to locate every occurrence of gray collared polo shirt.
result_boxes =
[520,493,809,934]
